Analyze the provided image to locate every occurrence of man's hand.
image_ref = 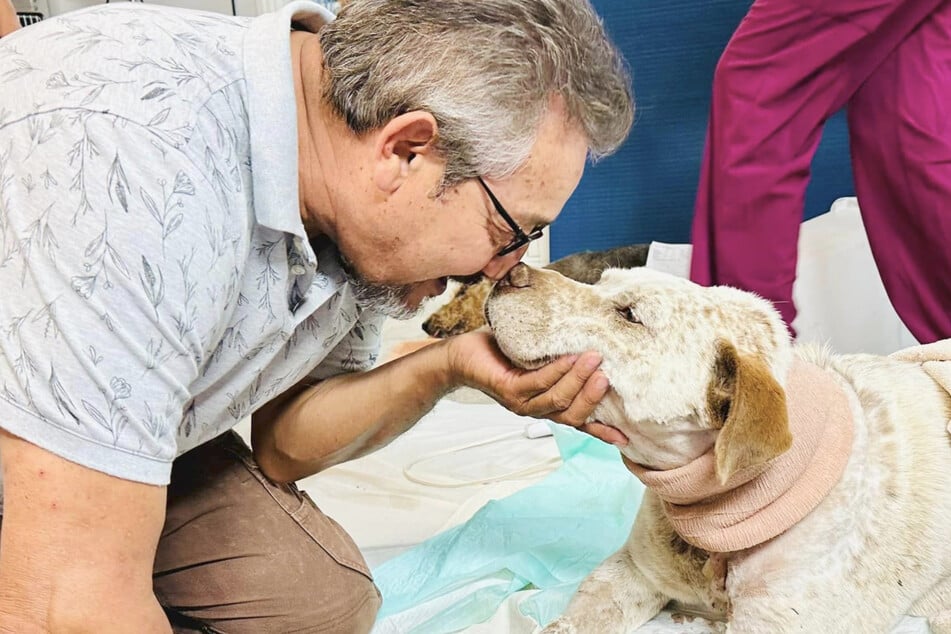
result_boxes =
[447,330,628,446]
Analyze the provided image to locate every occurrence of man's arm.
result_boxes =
[251,330,618,483]
[0,430,170,633]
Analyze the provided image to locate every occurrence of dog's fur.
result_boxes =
[421,244,649,338]
[485,264,951,634]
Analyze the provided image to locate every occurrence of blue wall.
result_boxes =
[550,0,855,259]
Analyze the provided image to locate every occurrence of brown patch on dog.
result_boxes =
[546,244,650,284]
[711,341,792,484]
[706,349,736,430]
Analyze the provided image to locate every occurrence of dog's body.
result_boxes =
[422,244,649,337]
[485,264,951,633]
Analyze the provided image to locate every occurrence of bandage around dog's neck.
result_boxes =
[627,358,854,553]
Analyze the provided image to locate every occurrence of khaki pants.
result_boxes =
[158,431,381,633]
[3,431,382,633]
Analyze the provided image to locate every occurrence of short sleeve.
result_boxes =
[0,110,239,485]
[308,307,386,381]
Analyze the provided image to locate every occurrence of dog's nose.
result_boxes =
[500,263,533,289]
[421,319,440,338]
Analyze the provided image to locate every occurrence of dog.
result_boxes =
[485,263,951,634]
[421,244,649,338]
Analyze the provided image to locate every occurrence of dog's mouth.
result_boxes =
[511,353,559,370]
[588,421,630,447]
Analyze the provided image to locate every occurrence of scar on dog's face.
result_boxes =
[486,264,793,474]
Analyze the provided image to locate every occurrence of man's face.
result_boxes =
[341,100,590,319]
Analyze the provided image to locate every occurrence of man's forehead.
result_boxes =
[494,110,588,228]
[522,163,586,228]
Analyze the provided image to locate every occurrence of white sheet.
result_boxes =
[289,399,930,633]
[297,399,563,568]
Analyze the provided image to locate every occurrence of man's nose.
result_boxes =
[481,244,530,281]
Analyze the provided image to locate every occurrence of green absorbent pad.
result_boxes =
[372,424,644,632]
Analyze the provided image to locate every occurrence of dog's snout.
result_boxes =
[421,319,439,338]
[500,263,533,289]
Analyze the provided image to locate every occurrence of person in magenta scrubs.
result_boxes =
[690,0,951,344]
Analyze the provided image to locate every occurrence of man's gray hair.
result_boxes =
[320,0,634,191]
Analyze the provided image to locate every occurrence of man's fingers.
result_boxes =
[519,351,602,407]
[544,369,610,427]
[514,353,582,397]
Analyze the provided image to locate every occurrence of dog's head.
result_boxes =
[486,264,794,482]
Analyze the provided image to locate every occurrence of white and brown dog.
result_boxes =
[485,264,951,634]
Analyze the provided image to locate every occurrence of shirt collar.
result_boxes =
[244,1,334,239]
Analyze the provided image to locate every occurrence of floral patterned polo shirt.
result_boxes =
[0,1,383,492]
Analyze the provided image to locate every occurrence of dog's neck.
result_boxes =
[626,359,855,553]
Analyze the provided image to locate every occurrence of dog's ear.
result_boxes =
[708,341,792,484]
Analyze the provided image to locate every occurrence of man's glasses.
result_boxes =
[477,177,545,257]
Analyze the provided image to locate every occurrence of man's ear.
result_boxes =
[372,111,438,194]
[708,341,792,484]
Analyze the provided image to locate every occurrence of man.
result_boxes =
[0,0,633,632]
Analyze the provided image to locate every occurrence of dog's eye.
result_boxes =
[617,306,641,324]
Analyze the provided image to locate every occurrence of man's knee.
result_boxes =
[154,431,381,633]
[283,561,382,633]
[158,522,382,633]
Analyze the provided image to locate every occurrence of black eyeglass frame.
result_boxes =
[477,177,545,257]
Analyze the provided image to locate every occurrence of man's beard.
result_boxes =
[339,255,422,320]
